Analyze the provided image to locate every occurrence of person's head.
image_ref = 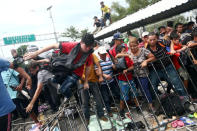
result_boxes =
[170,30,180,44]
[27,45,39,53]
[11,49,18,58]
[141,32,149,42]
[148,32,158,47]
[116,44,126,54]
[113,32,124,46]
[175,23,183,33]
[158,26,166,34]
[100,1,104,7]
[187,21,195,30]
[98,46,107,60]
[93,16,98,21]
[129,37,139,54]
[27,61,40,75]
[80,33,95,53]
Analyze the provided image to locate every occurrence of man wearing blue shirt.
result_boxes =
[0,58,31,131]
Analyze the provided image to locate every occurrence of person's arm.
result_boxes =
[84,66,90,89]
[23,43,59,60]
[26,82,43,113]
[170,41,176,54]
[10,63,32,90]
[187,41,197,48]
[15,77,25,91]
[94,56,104,83]
[175,45,188,53]
[35,59,50,63]
[141,53,155,68]
[123,65,134,74]
[115,53,130,58]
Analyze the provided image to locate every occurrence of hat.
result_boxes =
[98,46,107,54]
[142,32,149,37]
[113,32,123,40]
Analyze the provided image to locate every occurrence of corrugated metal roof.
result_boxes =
[95,0,197,40]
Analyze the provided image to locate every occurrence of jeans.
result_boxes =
[59,73,80,98]
[149,64,186,96]
[134,77,152,103]
[80,82,104,120]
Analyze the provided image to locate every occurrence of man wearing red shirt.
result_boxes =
[109,32,128,58]
[24,33,95,101]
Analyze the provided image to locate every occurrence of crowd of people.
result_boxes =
[1,12,197,131]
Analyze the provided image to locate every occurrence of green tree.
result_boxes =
[17,45,28,56]
[111,0,161,22]
[62,26,90,41]
[62,26,80,41]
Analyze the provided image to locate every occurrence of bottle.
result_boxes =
[21,90,31,100]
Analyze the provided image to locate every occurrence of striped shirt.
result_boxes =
[147,41,171,70]
[96,57,114,84]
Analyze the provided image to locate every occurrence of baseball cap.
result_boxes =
[142,32,149,37]
[98,46,107,54]
[113,32,123,40]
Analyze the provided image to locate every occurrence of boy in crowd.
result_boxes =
[115,44,139,117]
[93,16,102,35]
[170,31,189,89]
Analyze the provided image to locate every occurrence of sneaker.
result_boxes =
[100,116,108,122]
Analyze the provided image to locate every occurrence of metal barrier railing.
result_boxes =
[11,48,197,131]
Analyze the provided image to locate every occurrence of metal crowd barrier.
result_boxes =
[11,48,197,131]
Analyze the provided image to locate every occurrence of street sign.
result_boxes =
[3,34,36,45]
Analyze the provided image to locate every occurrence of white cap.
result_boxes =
[98,46,107,54]
[142,32,149,37]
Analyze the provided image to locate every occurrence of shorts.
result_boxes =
[178,67,188,80]
[104,13,111,20]
[119,80,138,101]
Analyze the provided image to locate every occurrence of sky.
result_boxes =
[0,0,125,58]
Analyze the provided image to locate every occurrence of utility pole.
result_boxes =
[47,6,58,43]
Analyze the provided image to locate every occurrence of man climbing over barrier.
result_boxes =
[24,33,95,103]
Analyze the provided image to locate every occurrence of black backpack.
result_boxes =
[155,94,185,117]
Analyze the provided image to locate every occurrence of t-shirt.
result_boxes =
[97,57,114,84]
[147,41,171,70]
[82,54,99,83]
[0,58,16,117]
[95,20,101,27]
[59,42,93,77]
[101,5,110,13]
[37,70,53,85]
[1,69,19,99]
[172,43,182,70]
[131,48,150,77]
[118,56,133,81]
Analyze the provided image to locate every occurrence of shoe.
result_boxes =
[100,116,108,122]
[108,112,113,117]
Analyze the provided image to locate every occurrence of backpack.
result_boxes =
[50,43,93,84]
[155,94,185,117]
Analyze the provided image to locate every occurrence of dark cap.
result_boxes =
[113,32,123,40]
[81,33,95,46]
